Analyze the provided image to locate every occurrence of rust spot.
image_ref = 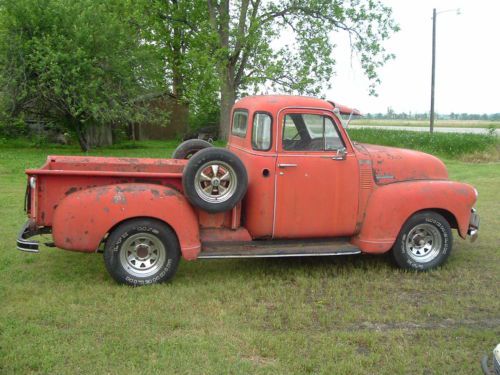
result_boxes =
[65,187,78,196]
[163,189,178,197]
[53,204,58,210]
[103,207,110,213]
[65,237,72,244]
[112,194,127,204]
[95,187,109,201]
[115,185,148,193]
[41,211,45,221]
[84,230,89,235]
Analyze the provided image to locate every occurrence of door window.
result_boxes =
[282,114,344,151]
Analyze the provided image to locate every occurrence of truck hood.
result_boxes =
[356,143,448,184]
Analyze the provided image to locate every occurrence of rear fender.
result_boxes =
[52,183,201,260]
[353,180,476,253]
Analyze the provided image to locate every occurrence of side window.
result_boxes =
[282,114,344,151]
[232,110,248,137]
[324,117,344,150]
[252,113,272,151]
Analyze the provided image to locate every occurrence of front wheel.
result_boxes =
[392,211,452,271]
[104,219,180,285]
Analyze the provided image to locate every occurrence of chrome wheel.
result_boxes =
[119,233,167,277]
[194,161,237,203]
[405,223,442,263]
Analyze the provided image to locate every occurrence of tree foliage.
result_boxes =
[0,0,399,146]
[206,0,399,139]
[0,0,164,150]
[138,0,220,129]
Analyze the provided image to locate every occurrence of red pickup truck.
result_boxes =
[17,95,480,285]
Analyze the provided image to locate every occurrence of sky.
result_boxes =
[323,0,500,115]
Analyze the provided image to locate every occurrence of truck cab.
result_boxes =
[17,95,480,285]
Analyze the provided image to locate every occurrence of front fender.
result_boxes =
[353,180,477,253]
[52,183,201,260]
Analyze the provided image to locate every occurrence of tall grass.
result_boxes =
[347,128,498,158]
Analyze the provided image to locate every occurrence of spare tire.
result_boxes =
[172,139,212,159]
[182,148,248,213]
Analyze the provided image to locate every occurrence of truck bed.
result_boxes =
[26,155,187,227]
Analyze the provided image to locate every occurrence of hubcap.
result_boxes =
[119,233,166,277]
[405,223,442,263]
[194,161,237,203]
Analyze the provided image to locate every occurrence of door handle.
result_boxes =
[278,163,298,168]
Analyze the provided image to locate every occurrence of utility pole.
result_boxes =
[430,8,436,134]
[430,8,460,134]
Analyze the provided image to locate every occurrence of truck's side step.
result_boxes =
[198,238,361,259]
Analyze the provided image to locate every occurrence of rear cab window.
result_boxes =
[232,110,248,137]
[252,113,272,151]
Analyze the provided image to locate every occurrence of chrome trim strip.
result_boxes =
[198,250,361,259]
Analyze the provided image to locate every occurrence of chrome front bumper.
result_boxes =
[468,208,480,242]
[16,219,50,253]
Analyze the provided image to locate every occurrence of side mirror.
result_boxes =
[332,147,347,161]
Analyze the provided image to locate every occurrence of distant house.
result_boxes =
[130,92,189,141]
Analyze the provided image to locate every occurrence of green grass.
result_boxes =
[348,128,499,160]
[0,140,499,374]
[350,119,500,128]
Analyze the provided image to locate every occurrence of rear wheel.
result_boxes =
[104,219,180,285]
[392,211,452,271]
[172,139,212,159]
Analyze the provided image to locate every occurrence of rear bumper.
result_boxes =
[16,219,48,253]
[468,208,480,242]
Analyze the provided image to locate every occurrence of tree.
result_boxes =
[139,0,220,130]
[206,0,399,139]
[0,0,164,150]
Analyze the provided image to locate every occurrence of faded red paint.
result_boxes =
[23,95,478,259]
[52,183,201,259]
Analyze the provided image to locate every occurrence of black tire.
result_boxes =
[103,219,180,286]
[392,211,452,271]
[182,147,248,213]
[172,139,212,159]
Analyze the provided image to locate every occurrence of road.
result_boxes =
[349,125,499,136]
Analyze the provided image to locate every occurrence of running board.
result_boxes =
[198,238,361,259]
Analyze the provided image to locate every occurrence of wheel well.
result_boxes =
[100,216,179,249]
[413,208,458,229]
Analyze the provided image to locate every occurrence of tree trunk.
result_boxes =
[70,116,90,152]
[219,66,236,141]
[86,123,113,148]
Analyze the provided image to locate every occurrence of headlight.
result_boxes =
[29,176,36,189]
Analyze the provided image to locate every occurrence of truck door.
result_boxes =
[273,109,359,238]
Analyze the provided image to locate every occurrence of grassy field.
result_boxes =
[347,128,499,161]
[0,139,499,374]
[350,118,500,129]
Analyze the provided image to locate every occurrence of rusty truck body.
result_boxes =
[17,95,480,285]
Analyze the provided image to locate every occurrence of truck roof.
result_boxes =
[234,95,360,115]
